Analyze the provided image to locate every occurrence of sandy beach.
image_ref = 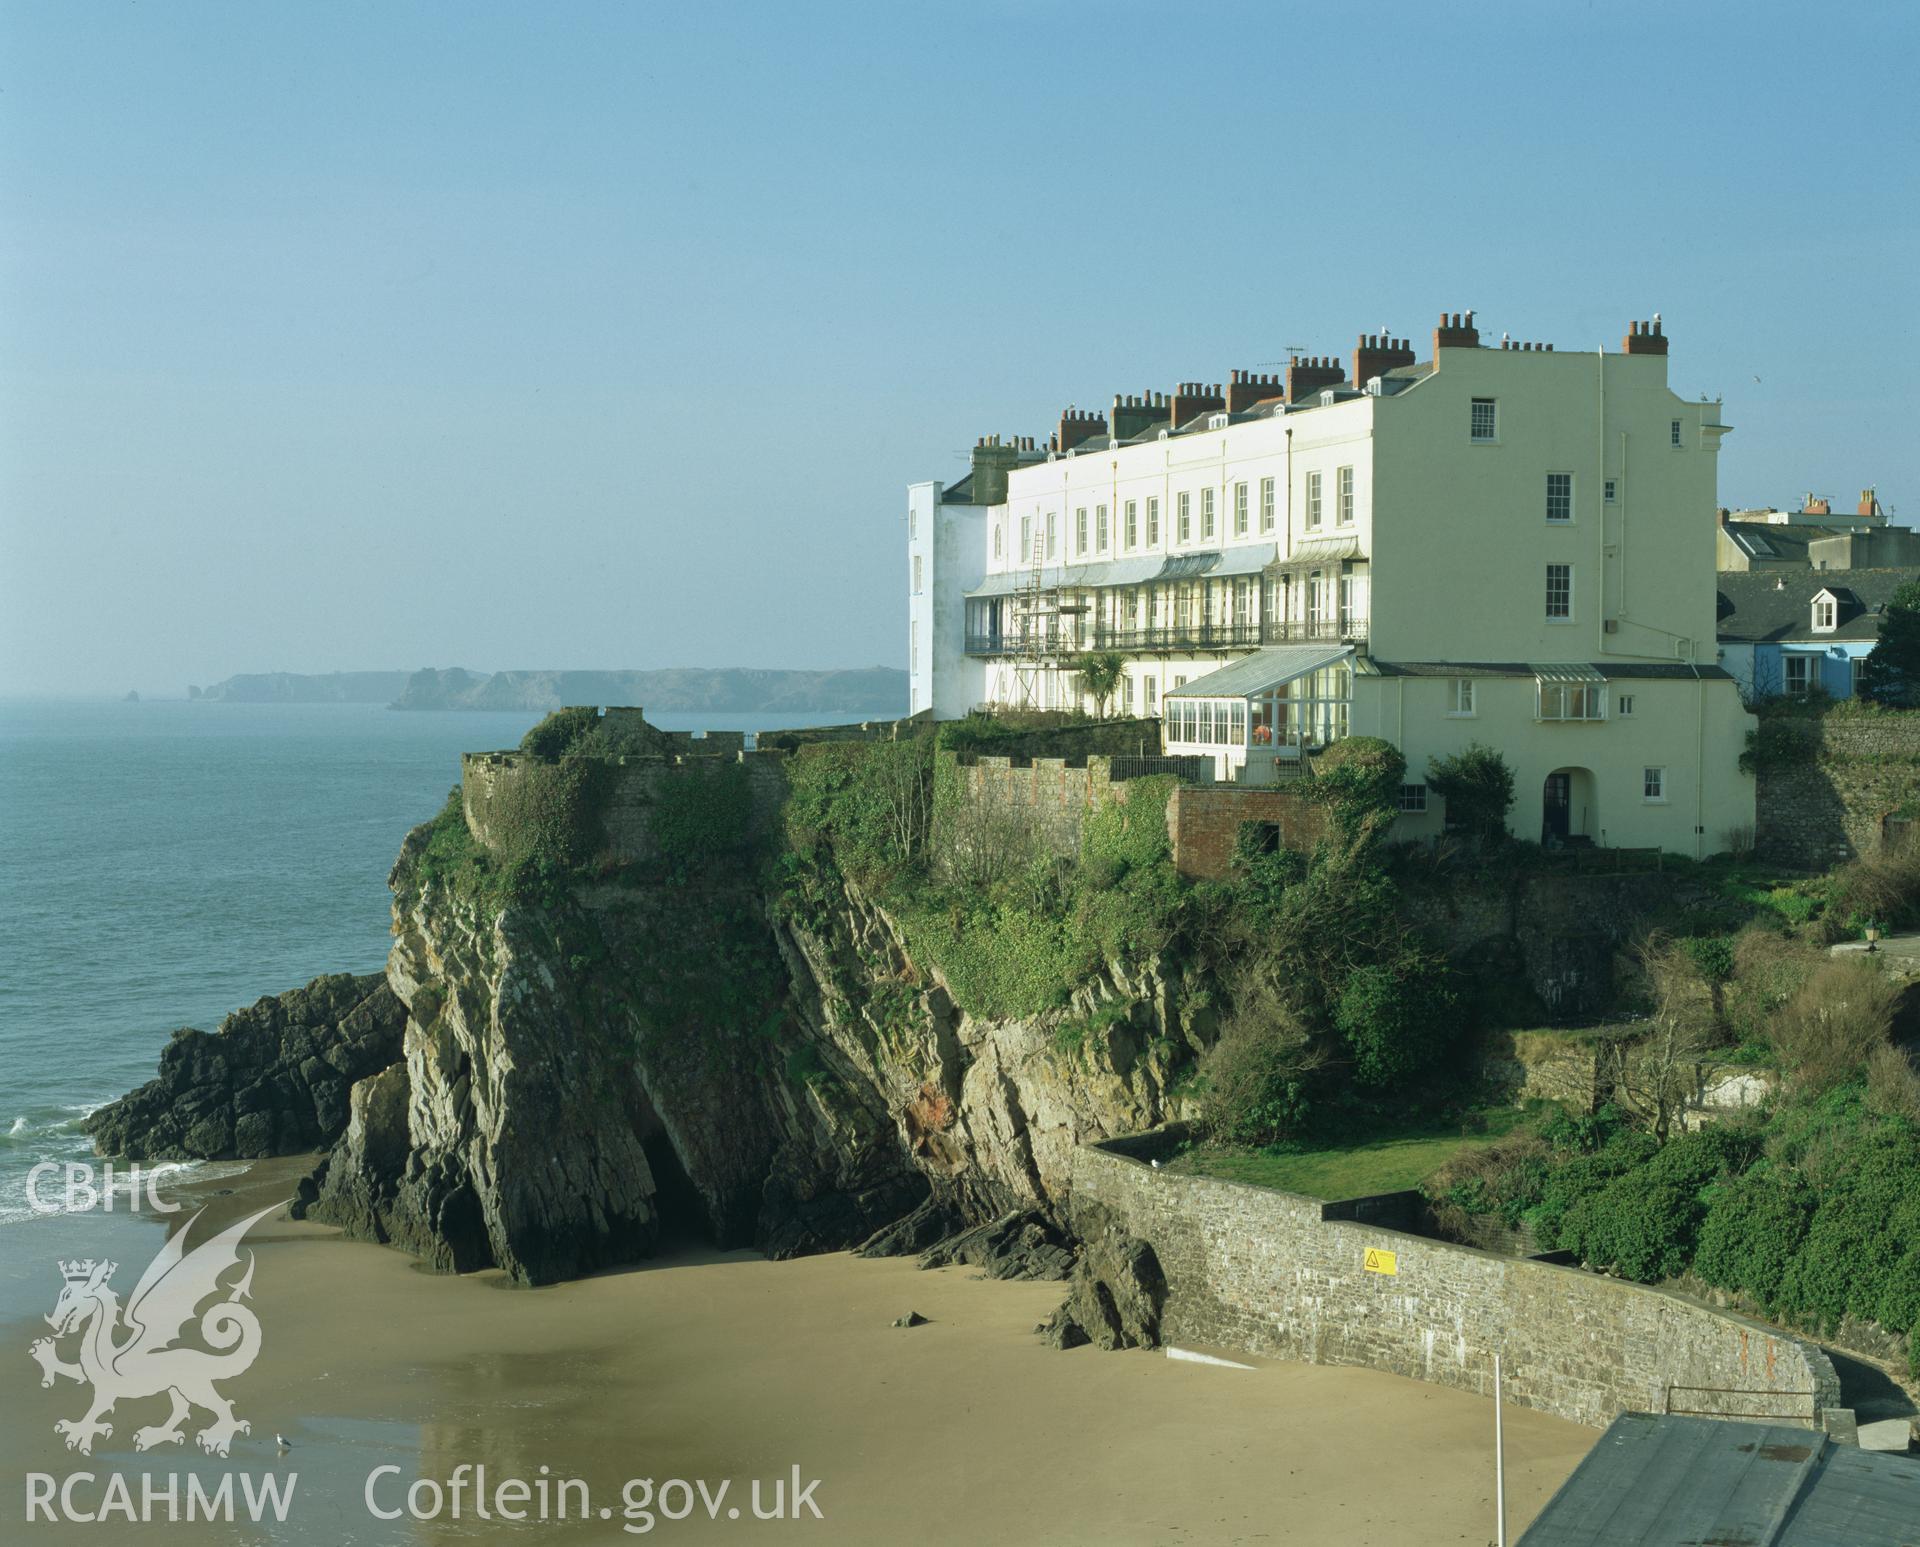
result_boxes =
[3,1159,1597,1545]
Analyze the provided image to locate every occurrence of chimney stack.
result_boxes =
[969,435,1022,505]
[1860,487,1882,519]
[1433,310,1479,354]
[1622,317,1669,355]
[1803,494,1832,516]
[1286,356,1345,403]
[1110,391,1170,440]
[1168,381,1226,427]
[1054,407,1107,454]
[1351,333,1416,389]
[1226,369,1285,413]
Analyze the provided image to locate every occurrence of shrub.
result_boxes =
[1856,578,1920,707]
[1867,1043,1920,1123]
[1719,821,1757,861]
[1424,1132,1551,1236]
[1769,958,1900,1092]
[1693,1168,1815,1311]
[1333,957,1457,1089]
[1553,1126,1758,1282]
[1198,993,1324,1146]
[1680,934,1737,985]
[520,706,600,759]
[1425,743,1515,842]
[1305,737,1406,838]
[1827,838,1920,931]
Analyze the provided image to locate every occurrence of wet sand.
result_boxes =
[3,1159,1597,1544]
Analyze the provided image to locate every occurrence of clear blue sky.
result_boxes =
[2,1,1914,696]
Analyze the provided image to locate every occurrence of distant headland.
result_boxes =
[188,665,907,713]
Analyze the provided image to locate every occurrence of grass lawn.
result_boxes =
[1165,1105,1532,1201]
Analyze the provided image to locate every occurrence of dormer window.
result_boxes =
[1812,591,1838,633]
[1207,412,1230,430]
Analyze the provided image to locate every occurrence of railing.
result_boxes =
[964,617,1369,658]
[1108,754,1213,784]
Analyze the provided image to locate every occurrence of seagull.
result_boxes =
[1150,1158,1163,1170]
[275,1433,292,1451]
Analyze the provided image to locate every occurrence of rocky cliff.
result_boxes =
[86,973,405,1160]
[292,812,1199,1286]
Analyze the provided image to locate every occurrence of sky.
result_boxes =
[1,1,1915,697]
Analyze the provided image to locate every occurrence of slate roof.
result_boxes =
[1368,661,1733,681]
[1716,567,1920,643]
[1163,645,1353,699]
[1518,1413,1920,1547]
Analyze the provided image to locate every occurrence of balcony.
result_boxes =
[964,616,1367,659]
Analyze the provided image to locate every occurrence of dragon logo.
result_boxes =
[28,1202,279,1457]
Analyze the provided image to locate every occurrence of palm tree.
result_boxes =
[1076,651,1127,719]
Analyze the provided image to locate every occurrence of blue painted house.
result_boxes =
[1716,567,1920,701]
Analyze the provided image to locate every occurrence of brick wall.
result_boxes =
[1756,713,1920,869]
[1072,1141,1840,1431]
[1165,785,1328,880]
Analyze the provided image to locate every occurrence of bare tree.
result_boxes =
[1618,934,1723,1141]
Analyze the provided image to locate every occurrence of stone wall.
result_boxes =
[941,754,1126,862]
[462,749,788,865]
[1757,712,1920,869]
[1072,1140,1840,1431]
[1164,785,1328,880]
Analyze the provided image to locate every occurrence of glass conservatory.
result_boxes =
[1162,646,1355,782]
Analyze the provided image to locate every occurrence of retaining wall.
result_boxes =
[1165,785,1328,880]
[1072,1139,1840,1431]
[1757,713,1920,869]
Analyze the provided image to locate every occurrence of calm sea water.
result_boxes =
[0,699,890,1229]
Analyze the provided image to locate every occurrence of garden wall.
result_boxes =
[1072,1139,1841,1432]
[1164,785,1328,880]
[1757,712,1920,869]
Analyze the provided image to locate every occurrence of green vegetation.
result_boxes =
[1168,1106,1531,1199]
[1075,651,1127,719]
[1858,578,1920,708]
[1425,742,1516,842]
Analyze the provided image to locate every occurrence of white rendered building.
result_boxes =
[908,312,1757,855]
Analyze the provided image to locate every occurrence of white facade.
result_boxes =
[910,316,1758,854]
[907,480,988,718]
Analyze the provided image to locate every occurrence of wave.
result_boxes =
[0,1155,255,1227]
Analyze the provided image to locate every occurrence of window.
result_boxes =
[909,508,916,540]
[1201,487,1216,538]
[1397,784,1428,813]
[1450,678,1476,717]
[1019,516,1030,561]
[1075,508,1088,555]
[1471,398,1497,442]
[1144,676,1157,712]
[1124,500,1138,548]
[1813,597,1837,632]
[1784,655,1812,695]
[1546,563,1572,621]
[1617,693,1636,717]
[1538,682,1607,720]
[1306,471,1323,528]
[1122,675,1133,712]
[912,554,922,593]
[1260,477,1276,532]
[1097,504,1109,552]
[1337,466,1355,525]
[1146,497,1161,546]
[993,525,1003,560]
[910,629,917,674]
[1853,657,1868,696]
[1177,491,1191,543]
[1671,419,1684,448]
[1643,766,1667,803]
[1605,479,1617,503]
[1045,512,1057,559]
[1546,472,1573,523]
[1234,482,1249,536]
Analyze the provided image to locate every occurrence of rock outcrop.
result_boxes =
[1038,1204,1168,1351]
[292,807,1200,1286]
[87,973,405,1161]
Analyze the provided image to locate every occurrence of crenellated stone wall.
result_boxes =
[1071,1138,1840,1432]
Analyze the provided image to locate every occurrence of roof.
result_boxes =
[1517,1413,1920,1547]
[1369,661,1734,681]
[1722,523,1820,563]
[1716,567,1920,643]
[965,545,1278,599]
[1277,535,1364,565]
[1163,645,1352,700]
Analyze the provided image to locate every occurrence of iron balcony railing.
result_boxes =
[963,617,1368,658]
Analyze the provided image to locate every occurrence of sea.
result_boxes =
[0,698,894,1232]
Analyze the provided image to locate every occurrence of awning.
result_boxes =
[1270,536,1363,566]
[1530,662,1607,683]
[964,544,1277,599]
[1164,645,1353,700]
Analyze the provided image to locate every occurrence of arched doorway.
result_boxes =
[1542,767,1597,847]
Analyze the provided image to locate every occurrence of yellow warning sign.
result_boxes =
[1363,1248,1398,1276]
